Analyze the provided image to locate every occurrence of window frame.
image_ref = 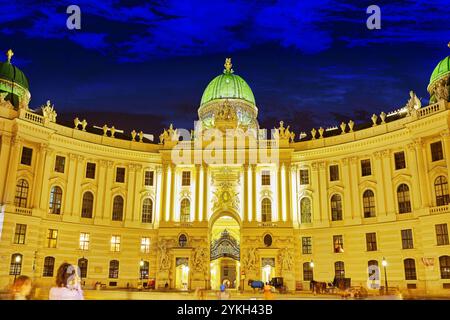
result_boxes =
[365,232,378,251]
[394,151,406,170]
[54,155,66,173]
[431,141,444,162]
[360,159,372,177]
[14,179,29,208]
[329,164,339,182]
[13,224,27,245]
[20,147,33,166]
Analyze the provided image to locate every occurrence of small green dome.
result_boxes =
[0,61,29,90]
[429,55,450,88]
[200,65,255,106]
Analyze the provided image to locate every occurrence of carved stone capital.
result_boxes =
[342,158,349,166]
[373,151,382,159]
[318,161,326,170]
[382,149,390,158]
[311,162,319,171]
[77,155,85,162]
[440,129,450,139]
[349,157,358,164]
[99,160,108,167]
[107,160,114,167]
[413,138,424,148]
[156,165,163,174]
[11,135,23,146]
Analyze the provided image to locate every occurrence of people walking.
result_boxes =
[263,282,274,300]
[49,263,84,300]
[11,275,32,300]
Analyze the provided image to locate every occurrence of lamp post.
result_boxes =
[13,255,22,282]
[382,257,388,295]
[310,260,314,280]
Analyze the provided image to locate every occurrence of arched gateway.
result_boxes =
[209,213,241,290]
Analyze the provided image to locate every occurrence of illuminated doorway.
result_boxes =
[210,216,240,290]
[175,257,189,290]
[261,258,275,283]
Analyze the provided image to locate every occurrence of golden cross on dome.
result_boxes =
[6,49,14,63]
[224,58,233,73]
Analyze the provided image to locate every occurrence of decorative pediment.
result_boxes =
[327,184,345,196]
[140,190,155,199]
[48,176,67,188]
[81,181,97,192]
[358,180,377,191]
[110,186,126,196]
[210,229,240,261]
[260,189,272,199]
[391,173,412,186]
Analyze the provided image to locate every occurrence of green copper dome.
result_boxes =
[429,55,450,88]
[200,61,255,106]
[0,50,29,90]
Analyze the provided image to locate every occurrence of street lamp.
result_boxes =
[13,255,22,282]
[382,257,388,295]
[310,260,314,268]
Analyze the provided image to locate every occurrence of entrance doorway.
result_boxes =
[210,215,240,290]
[175,257,189,290]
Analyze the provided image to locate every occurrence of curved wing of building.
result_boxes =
[1,50,450,296]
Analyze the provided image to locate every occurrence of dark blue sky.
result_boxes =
[1,0,450,135]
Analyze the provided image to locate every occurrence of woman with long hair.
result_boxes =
[49,263,84,300]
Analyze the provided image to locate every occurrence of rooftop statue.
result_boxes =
[405,90,421,116]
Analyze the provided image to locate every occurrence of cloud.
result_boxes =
[3,0,448,62]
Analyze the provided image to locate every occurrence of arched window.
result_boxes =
[142,198,153,223]
[300,197,312,223]
[112,196,124,221]
[109,260,119,279]
[439,255,450,279]
[435,176,450,206]
[140,261,149,279]
[49,186,63,214]
[397,184,412,214]
[180,199,190,222]
[261,198,272,222]
[179,234,188,247]
[334,261,345,280]
[43,256,55,277]
[367,260,378,278]
[404,258,417,280]
[78,258,88,279]
[14,179,29,208]
[9,253,23,276]
[331,194,343,221]
[363,190,376,218]
[81,192,94,218]
[303,262,313,281]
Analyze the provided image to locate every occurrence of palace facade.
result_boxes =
[1,50,450,295]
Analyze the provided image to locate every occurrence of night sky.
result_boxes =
[1,0,450,136]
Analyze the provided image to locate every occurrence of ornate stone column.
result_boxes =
[311,162,321,224]
[3,136,22,204]
[95,160,107,221]
[441,130,450,179]
[342,158,353,221]
[155,165,163,225]
[194,164,201,222]
[349,157,360,219]
[251,164,257,222]
[71,155,85,216]
[31,143,47,209]
[0,134,12,203]
[406,140,424,209]
[202,164,209,221]
[65,153,77,215]
[161,164,169,222]
[38,146,55,212]
[381,150,395,217]
[290,164,298,224]
[243,164,249,222]
[285,163,292,222]
[103,161,114,219]
[133,164,143,222]
[374,151,387,216]
[318,161,327,223]
[418,139,432,208]
[277,164,282,222]
[169,164,176,222]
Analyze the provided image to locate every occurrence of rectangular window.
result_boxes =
[86,162,96,179]
[116,167,125,183]
[140,237,150,253]
[182,171,191,186]
[394,152,406,170]
[13,224,27,244]
[54,155,66,173]
[261,170,271,186]
[299,169,309,185]
[401,229,414,249]
[333,235,344,253]
[436,223,449,246]
[20,147,33,166]
[366,232,377,251]
[329,165,339,181]
[302,237,312,254]
[79,232,90,251]
[431,141,444,162]
[47,229,58,248]
[110,235,121,252]
[361,159,372,176]
[144,171,154,186]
